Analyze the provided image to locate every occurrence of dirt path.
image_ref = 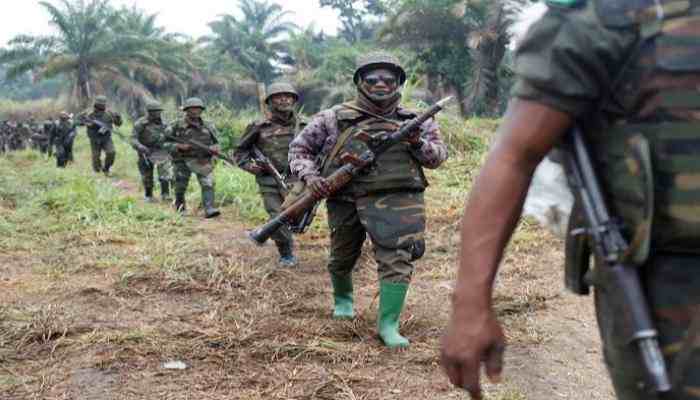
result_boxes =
[0,152,615,399]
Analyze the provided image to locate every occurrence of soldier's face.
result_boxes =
[94,104,106,111]
[186,107,203,119]
[360,69,399,101]
[148,110,162,120]
[269,94,296,112]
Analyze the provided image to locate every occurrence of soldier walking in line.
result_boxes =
[78,95,122,176]
[131,101,172,203]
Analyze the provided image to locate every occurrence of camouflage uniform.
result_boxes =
[0,122,7,154]
[78,96,123,174]
[51,115,77,168]
[234,83,307,265]
[131,102,172,202]
[289,52,448,348]
[31,120,54,155]
[163,98,220,218]
[516,1,700,398]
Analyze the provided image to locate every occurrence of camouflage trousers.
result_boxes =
[173,159,214,196]
[595,253,700,399]
[260,189,293,249]
[137,153,172,190]
[88,135,115,173]
[55,142,70,167]
[326,191,426,284]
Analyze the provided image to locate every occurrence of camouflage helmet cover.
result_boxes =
[265,82,299,104]
[146,100,163,112]
[182,97,205,111]
[94,95,107,106]
[353,52,407,85]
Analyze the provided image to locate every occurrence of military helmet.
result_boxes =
[182,97,205,111]
[94,95,107,106]
[265,82,299,104]
[353,52,406,85]
[146,100,163,112]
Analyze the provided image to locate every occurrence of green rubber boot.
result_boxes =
[331,274,355,320]
[377,280,410,349]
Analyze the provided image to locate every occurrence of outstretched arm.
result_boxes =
[440,99,572,399]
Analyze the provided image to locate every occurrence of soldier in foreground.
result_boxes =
[163,97,221,218]
[51,112,77,168]
[441,1,700,399]
[234,82,306,267]
[78,95,122,176]
[289,52,448,349]
[131,101,172,203]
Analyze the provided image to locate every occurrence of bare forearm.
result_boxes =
[452,99,572,313]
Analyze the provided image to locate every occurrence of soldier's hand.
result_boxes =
[246,162,265,176]
[399,120,422,147]
[176,143,192,152]
[306,175,331,199]
[441,306,506,400]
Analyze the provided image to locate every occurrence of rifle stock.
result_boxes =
[561,127,670,393]
[248,97,452,245]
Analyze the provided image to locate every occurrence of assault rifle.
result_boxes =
[248,97,452,245]
[165,135,237,167]
[561,127,671,394]
[251,145,288,194]
[88,118,152,167]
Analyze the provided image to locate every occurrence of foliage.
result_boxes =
[319,0,387,43]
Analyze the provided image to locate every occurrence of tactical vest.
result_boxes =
[136,118,166,149]
[590,0,700,253]
[255,118,305,189]
[54,121,73,141]
[325,105,428,197]
[172,119,216,160]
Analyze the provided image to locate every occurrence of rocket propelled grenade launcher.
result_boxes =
[248,96,453,246]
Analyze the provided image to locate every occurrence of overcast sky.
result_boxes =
[0,1,546,46]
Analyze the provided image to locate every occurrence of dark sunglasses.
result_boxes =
[363,75,398,86]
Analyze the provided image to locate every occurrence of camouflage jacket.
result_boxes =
[77,109,122,137]
[131,116,168,150]
[289,101,448,184]
[234,115,307,191]
[163,116,219,160]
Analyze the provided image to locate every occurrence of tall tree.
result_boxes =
[320,0,387,43]
[0,0,171,108]
[203,0,296,109]
[380,0,523,117]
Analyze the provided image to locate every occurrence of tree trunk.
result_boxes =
[257,82,268,116]
[77,64,92,108]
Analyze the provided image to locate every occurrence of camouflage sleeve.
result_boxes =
[512,2,638,117]
[131,120,145,148]
[410,118,448,169]
[289,110,332,182]
[162,122,178,153]
[233,123,259,172]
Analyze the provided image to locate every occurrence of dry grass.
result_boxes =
[0,120,613,399]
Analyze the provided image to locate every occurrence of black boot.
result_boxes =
[174,192,186,214]
[277,242,298,267]
[160,179,171,202]
[144,186,154,203]
[202,188,220,219]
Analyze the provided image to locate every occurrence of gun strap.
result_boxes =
[320,105,368,177]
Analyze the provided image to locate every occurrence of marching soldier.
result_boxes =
[234,82,307,267]
[289,52,448,349]
[78,95,122,175]
[131,101,172,203]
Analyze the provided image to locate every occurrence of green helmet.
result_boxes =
[94,95,107,106]
[182,97,205,111]
[353,51,406,85]
[146,100,163,112]
[265,82,299,104]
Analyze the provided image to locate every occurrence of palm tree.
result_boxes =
[202,0,297,110]
[0,0,171,108]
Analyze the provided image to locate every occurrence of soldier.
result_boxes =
[51,112,77,168]
[131,101,172,203]
[441,1,700,400]
[31,119,54,155]
[78,95,122,175]
[234,82,307,267]
[163,97,221,218]
[0,121,8,154]
[289,52,448,349]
